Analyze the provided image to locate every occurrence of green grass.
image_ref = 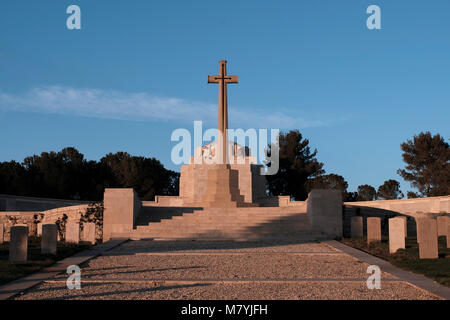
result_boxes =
[340,236,450,287]
[0,237,90,286]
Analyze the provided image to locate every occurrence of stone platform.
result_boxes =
[113,206,322,241]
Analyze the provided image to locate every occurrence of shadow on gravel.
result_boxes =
[41,283,211,300]
[105,238,328,256]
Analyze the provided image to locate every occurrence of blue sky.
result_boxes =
[0,0,449,194]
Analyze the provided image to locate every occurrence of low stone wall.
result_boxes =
[0,194,90,212]
[0,203,102,242]
[0,211,39,240]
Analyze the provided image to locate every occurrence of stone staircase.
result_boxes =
[128,206,326,241]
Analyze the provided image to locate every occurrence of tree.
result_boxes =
[0,161,27,195]
[306,173,349,200]
[0,147,179,201]
[266,130,324,201]
[407,191,419,199]
[356,184,377,201]
[100,152,179,200]
[345,192,358,202]
[397,132,449,197]
[377,179,404,200]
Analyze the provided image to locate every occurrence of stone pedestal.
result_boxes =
[367,217,381,244]
[351,216,363,238]
[66,222,80,244]
[41,224,57,255]
[389,218,405,254]
[201,164,243,207]
[417,218,438,259]
[9,225,28,262]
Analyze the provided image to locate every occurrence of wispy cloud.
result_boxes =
[0,86,325,129]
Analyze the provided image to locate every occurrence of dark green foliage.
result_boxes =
[397,132,450,197]
[345,191,358,202]
[356,184,377,201]
[0,147,179,201]
[266,130,324,201]
[306,173,349,200]
[377,179,404,200]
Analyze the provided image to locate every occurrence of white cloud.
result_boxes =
[0,86,325,129]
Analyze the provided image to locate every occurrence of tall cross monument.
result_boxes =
[208,60,238,164]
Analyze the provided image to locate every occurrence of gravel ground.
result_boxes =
[14,281,439,300]
[11,240,440,300]
[49,253,397,280]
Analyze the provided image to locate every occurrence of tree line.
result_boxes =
[0,147,179,201]
[0,131,447,202]
[266,130,449,201]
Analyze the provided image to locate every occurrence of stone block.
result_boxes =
[37,223,43,237]
[103,188,140,241]
[0,224,4,244]
[389,218,405,254]
[9,224,28,262]
[66,222,80,244]
[447,220,450,249]
[417,218,438,259]
[367,217,381,244]
[81,222,96,244]
[437,216,449,236]
[306,189,343,238]
[397,216,407,237]
[41,224,57,255]
[351,216,363,238]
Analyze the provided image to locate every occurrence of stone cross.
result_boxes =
[208,60,238,164]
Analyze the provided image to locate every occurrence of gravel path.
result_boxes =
[13,239,441,300]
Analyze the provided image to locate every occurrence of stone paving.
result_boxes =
[14,239,442,300]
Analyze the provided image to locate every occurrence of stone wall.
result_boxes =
[0,194,90,212]
[0,203,102,242]
[0,211,38,240]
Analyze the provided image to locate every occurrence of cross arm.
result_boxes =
[225,75,238,83]
[208,75,220,83]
